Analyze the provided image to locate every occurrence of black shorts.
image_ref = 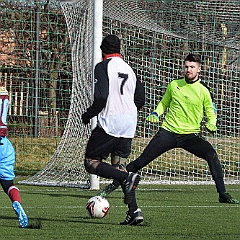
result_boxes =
[85,126,132,160]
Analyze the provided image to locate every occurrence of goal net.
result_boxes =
[20,0,240,188]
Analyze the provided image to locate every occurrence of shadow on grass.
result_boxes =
[0,215,42,229]
[23,191,92,199]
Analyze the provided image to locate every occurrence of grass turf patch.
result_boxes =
[0,178,239,239]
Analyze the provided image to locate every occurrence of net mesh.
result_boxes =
[21,0,239,187]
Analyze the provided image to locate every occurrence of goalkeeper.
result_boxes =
[127,53,239,204]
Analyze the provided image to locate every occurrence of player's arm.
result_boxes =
[82,62,109,124]
[146,83,171,123]
[0,87,9,137]
[134,76,145,110]
[200,81,217,133]
[204,90,217,133]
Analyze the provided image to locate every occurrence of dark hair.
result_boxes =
[184,53,202,65]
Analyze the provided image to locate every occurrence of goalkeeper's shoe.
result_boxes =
[120,208,143,225]
[219,192,239,204]
[12,201,28,228]
[98,183,118,197]
[123,172,140,204]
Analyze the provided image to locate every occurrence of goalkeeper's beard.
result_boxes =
[185,73,199,83]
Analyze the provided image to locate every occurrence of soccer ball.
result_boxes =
[86,196,110,218]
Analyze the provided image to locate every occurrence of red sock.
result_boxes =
[8,185,21,203]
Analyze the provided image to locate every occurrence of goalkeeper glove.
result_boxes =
[146,112,159,123]
[206,122,217,134]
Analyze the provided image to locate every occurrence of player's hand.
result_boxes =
[146,112,159,123]
[82,112,91,125]
[206,123,217,134]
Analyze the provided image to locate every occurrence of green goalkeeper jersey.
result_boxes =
[154,78,217,134]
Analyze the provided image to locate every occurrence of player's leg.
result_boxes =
[120,165,143,224]
[85,158,128,185]
[98,138,131,197]
[85,126,140,204]
[98,155,126,197]
[127,128,177,172]
[121,129,178,225]
[85,159,140,204]
[0,137,28,227]
[98,179,119,197]
[120,198,143,226]
[120,173,143,225]
[84,127,128,182]
[0,180,28,228]
[181,134,239,204]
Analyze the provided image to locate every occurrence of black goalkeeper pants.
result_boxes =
[127,128,226,194]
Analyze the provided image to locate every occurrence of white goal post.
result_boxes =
[89,0,103,190]
[20,0,240,188]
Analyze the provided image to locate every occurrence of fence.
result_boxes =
[0,0,69,174]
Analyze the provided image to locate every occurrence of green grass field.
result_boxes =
[1,177,239,240]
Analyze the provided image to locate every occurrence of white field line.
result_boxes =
[1,188,239,209]
[1,188,240,192]
[0,205,239,209]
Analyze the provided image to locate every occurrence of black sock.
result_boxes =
[95,162,128,183]
[128,198,138,212]
[215,177,226,194]
[112,179,121,188]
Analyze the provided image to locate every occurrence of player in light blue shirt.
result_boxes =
[0,84,28,227]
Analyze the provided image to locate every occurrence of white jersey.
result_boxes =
[85,55,145,138]
[98,57,138,138]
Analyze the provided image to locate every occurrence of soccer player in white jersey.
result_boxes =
[82,35,145,225]
[127,53,239,204]
[0,83,28,227]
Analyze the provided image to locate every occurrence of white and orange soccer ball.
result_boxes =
[86,196,110,218]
